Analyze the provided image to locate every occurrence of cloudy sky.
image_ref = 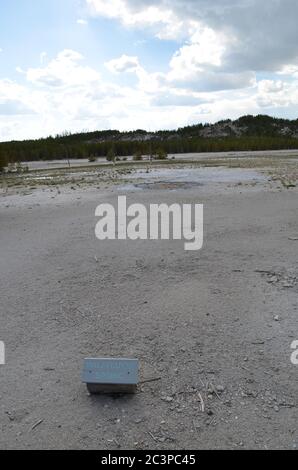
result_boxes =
[0,0,298,141]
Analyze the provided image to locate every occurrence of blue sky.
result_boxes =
[0,0,176,80]
[0,0,297,141]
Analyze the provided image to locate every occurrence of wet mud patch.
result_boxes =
[256,268,298,291]
[134,180,204,190]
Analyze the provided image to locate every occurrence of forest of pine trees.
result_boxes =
[0,115,298,168]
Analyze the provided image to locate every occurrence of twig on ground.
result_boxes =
[31,419,44,431]
[139,377,162,385]
[255,269,273,274]
[148,431,158,442]
[210,382,223,401]
[198,392,205,412]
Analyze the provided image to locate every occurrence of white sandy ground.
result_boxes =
[0,162,297,449]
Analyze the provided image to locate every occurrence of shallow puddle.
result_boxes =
[121,167,267,191]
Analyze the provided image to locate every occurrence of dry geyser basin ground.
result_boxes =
[0,152,297,449]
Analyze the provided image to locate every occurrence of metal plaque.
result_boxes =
[82,358,139,385]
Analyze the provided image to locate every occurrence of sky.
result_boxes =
[0,0,298,141]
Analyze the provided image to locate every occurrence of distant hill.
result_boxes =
[33,115,298,142]
[199,115,298,139]
[1,114,298,166]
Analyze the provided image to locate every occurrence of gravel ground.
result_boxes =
[0,163,297,449]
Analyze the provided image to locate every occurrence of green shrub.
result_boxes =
[154,148,168,160]
[106,148,116,163]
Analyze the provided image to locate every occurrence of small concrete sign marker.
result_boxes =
[82,358,139,394]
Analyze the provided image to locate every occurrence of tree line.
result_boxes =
[1,135,298,168]
[1,114,298,169]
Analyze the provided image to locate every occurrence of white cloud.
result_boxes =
[0,100,36,116]
[278,64,298,78]
[77,19,88,25]
[1,42,298,141]
[151,91,206,107]
[87,0,298,74]
[167,70,256,93]
[105,54,140,73]
[0,50,161,140]
[258,80,284,94]
[0,79,40,119]
[169,28,226,72]
[105,54,162,93]
[161,26,255,92]
[87,1,258,94]
[1,0,298,142]
[87,0,158,26]
[26,49,100,87]
[257,79,298,108]
[86,0,196,39]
